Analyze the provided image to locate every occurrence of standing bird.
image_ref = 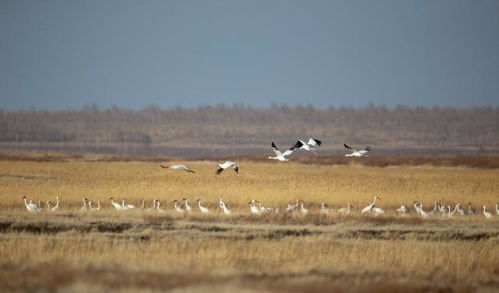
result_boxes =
[268,142,296,161]
[467,202,476,215]
[344,144,371,157]
[182,198,193,212]
[46,196,60,212]
[294,138,322,154]
[196,199,210,214]
[216,161,239,175]
[109,197,125,210]
[172,200,184,214]
[160,164,195,173]
[219,197,231,215]
[22,195,41,212]
[320,203,329,215]
[396,205,410,214]
[362,196,380,214]
[483,205,492,219]
[81,197,91,211]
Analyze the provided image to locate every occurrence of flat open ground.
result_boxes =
[0,158,498,292]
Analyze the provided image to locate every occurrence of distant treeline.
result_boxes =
[0,104,498,156]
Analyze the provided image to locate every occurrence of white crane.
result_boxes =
[268,142,296,161]
[483,205,492,219]
[109,197,125,210]
[414,201,430,218]
[81,197,91,211]
[249,200,262,215]
[22,195,41,212]
[182,198,193,212]
[396,205,410,214]
[455,204,465,216]
[172,200,184,213]
[337,203,352,214]
[294,138,322,154]
[219,197,231,215]
[216,161,239,175]
[320,203,329,215]
[299,200,308,215]
[428,202,440,216]
[46,196,60,212]
[344,144,371,157]
[361,196,380,214]
[155,200,165,212]
[467,202,476,215]
[286,199,300,212]
[121,199,135,210]
[372,206,385,215]
[160,164,195,173]
[196,199,210,214]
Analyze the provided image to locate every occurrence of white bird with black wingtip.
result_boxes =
[344,144,371,157]
[268,142,296,161]
[160,164,195,173]
[294,138,322,154]
[216,161,239,175]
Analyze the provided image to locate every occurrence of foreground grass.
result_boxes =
[0,159,498,292]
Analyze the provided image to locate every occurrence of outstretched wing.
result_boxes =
[343,143,353,149]
[233,165,239,174]
[308,138,322,147]
[215,167,224,175]
[271,142,282,156]
[282,149,294,157]
[183,166,196,173]
[294,140,304,149]
[358,147,371,154]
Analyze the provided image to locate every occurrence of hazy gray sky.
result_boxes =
[1,0,498,110]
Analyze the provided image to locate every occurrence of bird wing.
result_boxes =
[282,149,294,157]
[160,164,169,168]
[307,138,322,147]
[271,142,282,156]
[358,148,370,154]
[215,167,224,175]
[294,140,304,149]
[233,165,239,174]
[180,165,195,173]
[343,143,353,149]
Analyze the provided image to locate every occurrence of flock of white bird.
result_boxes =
[20,139,497,220]
[21,193,499,220]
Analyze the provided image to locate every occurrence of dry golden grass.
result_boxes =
[0,159,498,292]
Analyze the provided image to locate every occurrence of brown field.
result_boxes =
[0,157,498,292]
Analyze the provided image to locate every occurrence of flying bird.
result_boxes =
[216,161,239,175]
[294,138,322,154]
[160,164,195,173]
[268,142,296,161]
[344,144,371,157]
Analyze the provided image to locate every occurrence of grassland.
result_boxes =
[0,157,498,292]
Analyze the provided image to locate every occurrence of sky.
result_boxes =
[1,0,498,110]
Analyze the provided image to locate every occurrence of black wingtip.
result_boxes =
[294,140,303,148]
[216,167,223,175]
[344,143,351,149]
[271,142,277,148]
[365,146,371,151]
[314,138,322,146]
[234,166,239,174]
[160,164,168,168]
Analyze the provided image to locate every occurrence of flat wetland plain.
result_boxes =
[0,156,498,292]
